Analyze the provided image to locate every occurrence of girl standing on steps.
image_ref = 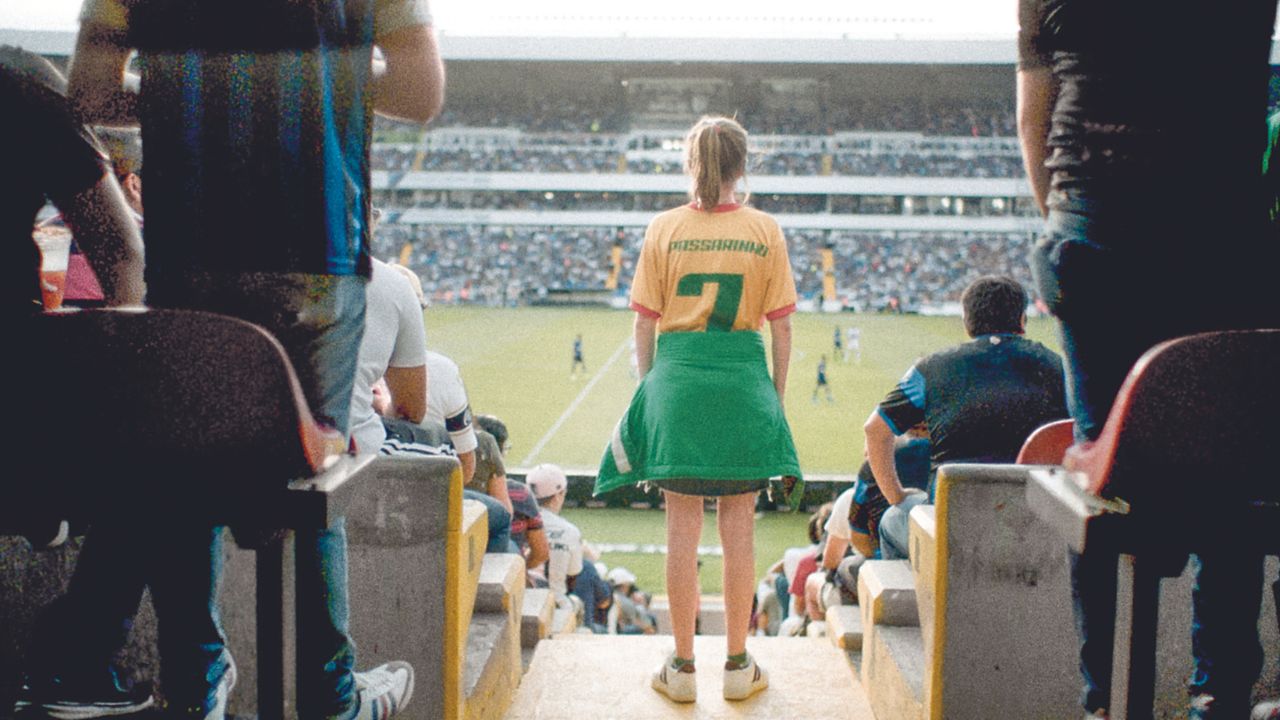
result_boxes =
[594,115,803,703]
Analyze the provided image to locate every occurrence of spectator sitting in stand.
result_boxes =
[606,567,656,635]
[475,413,549,571]
[527,464,586,617]
[865,276,1066,562]
[776,502,833,637]
[805,425,931,621]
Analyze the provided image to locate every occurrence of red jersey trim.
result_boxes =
[631,302,661,319]
[765,304,797,321]
[686,202,742,213]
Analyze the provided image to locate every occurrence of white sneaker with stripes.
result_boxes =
[722,654,768,701]
[352,662,415,720]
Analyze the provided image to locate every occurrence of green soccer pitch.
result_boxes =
[424,306,1062,594]
[425,305,1061,477]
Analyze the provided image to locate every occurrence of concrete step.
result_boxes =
[826,604,863,651]
[462,612,521,720]
[907,504,937,656]
[862,625,925,720]
[520,588,554,648]
[649,594,726,636]
[455,498,490,636]
[503,634,875,720]
[858,560,919,628]
[463,553,524,719]
[549,604,578,635]
[476,553,525,614]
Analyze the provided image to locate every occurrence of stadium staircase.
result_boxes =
[505,635,874,720]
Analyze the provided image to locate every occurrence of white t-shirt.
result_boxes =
[349,259,428,455]
[424,350,478,454]
[824,486,857,541]
[539,508,584,596]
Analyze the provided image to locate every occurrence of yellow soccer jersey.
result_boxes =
[630,204,798,333]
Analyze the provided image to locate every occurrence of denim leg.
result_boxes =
[295,517,358,720]
[25,523,149,692]
[1188,551,1265,711]
[146,272,367,437]
[463,489,512,554]
[775,572,791,618]
[1034,213,1156,713]
[1069,548,1118,712]
[877,494,926,561]
[148,523,229,709]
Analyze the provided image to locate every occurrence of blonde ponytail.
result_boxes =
[684,116,748,211]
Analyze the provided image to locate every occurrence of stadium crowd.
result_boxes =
[430,96,1019,137]
[370,222,1039,311]
[370,143,1027,178]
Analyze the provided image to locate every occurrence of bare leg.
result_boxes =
[664,491,704,660]
[717,491,757,657]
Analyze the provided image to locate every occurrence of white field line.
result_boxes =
[520,338,630,467]
[594,542,724,557]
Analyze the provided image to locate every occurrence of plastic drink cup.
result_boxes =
[33,226,72,310]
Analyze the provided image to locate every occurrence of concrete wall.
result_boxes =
[930,464,1279,720]
[0,455,460,720]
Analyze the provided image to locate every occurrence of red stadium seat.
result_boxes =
[1016,418,1075,465]
[1028,329,1280,719]
[7,308,363,720]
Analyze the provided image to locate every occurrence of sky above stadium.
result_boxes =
[5,0,1021,39]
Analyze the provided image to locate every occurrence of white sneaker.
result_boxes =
[1253,699,1280,720]
[352,662,415,720]
[723,654,768,701]
[651,655,696,703]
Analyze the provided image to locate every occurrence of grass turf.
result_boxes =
[425,306,1060,476]
[560,506,813,596]
[425,306,1062,593]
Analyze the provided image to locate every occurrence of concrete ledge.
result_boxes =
[862,625,925,720]
[461,613,521,720]
[475,554,525,614]
[825,604,863,651]
[520,589,554,648]
[858,560,919,628]
[455,499,489,645]
[908,504,937,659]
[550,605,578,636]
[651,595,726,635]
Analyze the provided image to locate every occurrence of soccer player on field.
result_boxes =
[596,115,801,704]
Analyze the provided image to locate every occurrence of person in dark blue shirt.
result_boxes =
[863,275,1067,560]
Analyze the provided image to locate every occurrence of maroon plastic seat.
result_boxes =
[8,308,356,720]
[1026,329,1280,720]
[1016,418,1075,465]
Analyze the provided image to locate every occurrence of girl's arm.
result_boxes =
[634,313,658,377]
[769,314,792,404]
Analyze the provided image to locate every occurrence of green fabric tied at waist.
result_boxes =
[595,330,804,508]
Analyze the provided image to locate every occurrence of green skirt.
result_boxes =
[594,331,803,505]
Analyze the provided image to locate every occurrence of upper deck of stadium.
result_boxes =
[7,1,1279,64]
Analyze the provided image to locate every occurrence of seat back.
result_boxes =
[1071,329,1280,512]
[1016,419,1075,465]
[14,309,340,522]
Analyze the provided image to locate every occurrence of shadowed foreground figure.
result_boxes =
[1017,2,1279,717]
[17,1,443,718]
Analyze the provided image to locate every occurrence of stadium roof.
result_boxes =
[4,0,1278,64]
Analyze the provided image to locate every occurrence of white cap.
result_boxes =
[527,463,568,500]
[607,566,637,587]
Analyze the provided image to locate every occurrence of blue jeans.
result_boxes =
[29,273,368,715]
[877,493,928,561]
[570,559,610,634]
[463,489,513,554]
[26,520,228,707]
[1034,208,1268,712]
